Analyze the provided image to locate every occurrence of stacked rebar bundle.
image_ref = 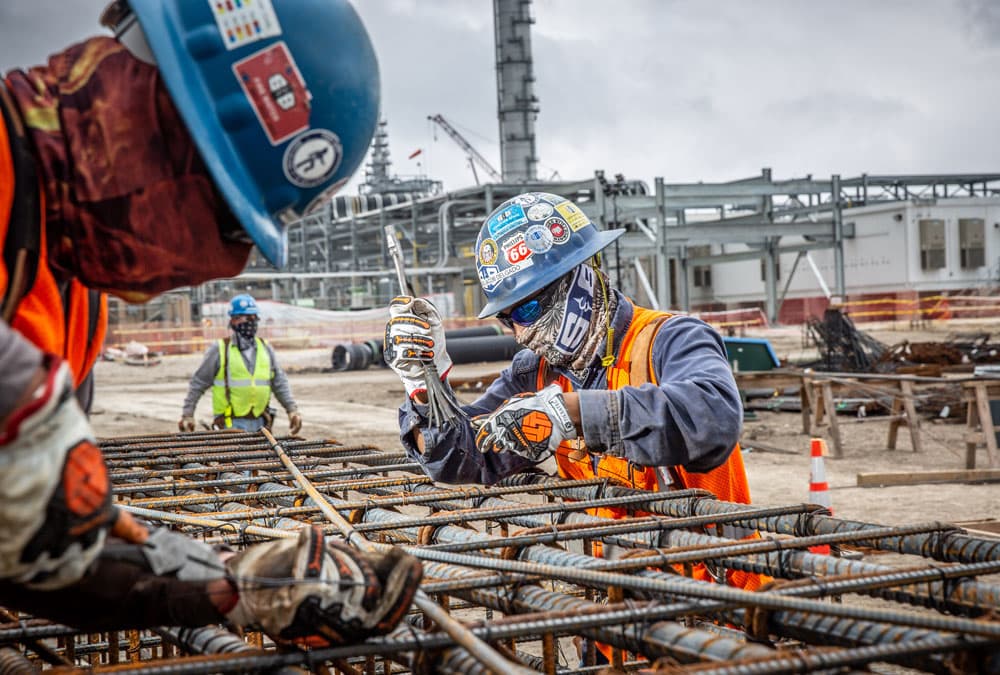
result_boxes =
[3,430,998,674]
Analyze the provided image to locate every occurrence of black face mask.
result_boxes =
[232,319,258,342]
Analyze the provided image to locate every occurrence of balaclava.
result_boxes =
[3,37,251,302]
[232,317,259,350]
[516,263,617,382]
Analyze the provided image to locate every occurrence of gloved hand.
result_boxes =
[224,525,422,647]
[384,296,452,400]
[0,357,115,590]
[288,411,303,435]
[178,415,195,432]
[473,384,578,463]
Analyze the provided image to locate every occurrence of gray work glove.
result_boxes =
[178,416,195,432]
[383,296,452,400]
[473,384,578,463]
[224,526,422,647]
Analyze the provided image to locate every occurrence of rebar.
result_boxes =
[6,430,995,674]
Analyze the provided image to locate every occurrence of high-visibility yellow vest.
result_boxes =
[212,337,272,421]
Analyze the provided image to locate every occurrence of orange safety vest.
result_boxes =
[0,95,107,387]
[539,304,765,590]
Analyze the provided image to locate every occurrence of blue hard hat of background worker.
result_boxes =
[101,0,380,268]
[229,294,260,317]
[475,192,625,318]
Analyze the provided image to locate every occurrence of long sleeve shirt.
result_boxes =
[398,292,743,485]
[181,338,297,417]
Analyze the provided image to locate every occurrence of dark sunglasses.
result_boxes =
[496,296,545,329]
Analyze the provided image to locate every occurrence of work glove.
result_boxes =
[0,357,115,590]
[178,415,195,432]
[384,296,452,400]
[473,384,578,463]
[288,411,303,435]
[224,525,422,648]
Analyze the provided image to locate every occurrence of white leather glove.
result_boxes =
[473,384,578,463]
[384,296,452,399]
[0,357,114,590]
[225,526,422,648]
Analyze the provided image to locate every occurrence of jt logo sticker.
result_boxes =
[283,129,342,187]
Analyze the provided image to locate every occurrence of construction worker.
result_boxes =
[387,192,764,616]
[0,0,421,645]
[180,294,302,434]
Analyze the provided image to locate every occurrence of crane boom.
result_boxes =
[427,114,502,183]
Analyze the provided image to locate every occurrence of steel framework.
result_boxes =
[4,430,997,673]
[213,172,1000,321]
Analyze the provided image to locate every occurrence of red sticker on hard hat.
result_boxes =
[232,42,311,145]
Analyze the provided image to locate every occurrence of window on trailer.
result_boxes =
[918,219,946,270]
[959,218,985,269]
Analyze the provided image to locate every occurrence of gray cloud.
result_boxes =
[1,0,997,193]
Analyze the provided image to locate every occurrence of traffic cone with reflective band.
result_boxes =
[809,438,832,555]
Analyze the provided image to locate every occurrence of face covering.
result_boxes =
[4,37,251,302]
[516,264,617,380]
[232,318,259,346]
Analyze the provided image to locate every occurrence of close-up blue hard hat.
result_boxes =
[102,0,380,268]
[229,294,260,317]
[475,192,625,318]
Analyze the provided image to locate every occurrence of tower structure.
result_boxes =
[494,0,539,182]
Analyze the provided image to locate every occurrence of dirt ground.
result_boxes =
[89,319,1000,530]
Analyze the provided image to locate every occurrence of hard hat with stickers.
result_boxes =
[102,0,380,268]
[475,192,625,318]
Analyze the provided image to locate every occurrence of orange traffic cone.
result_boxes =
[808,438,832,555]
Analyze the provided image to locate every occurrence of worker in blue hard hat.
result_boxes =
[387,192,767,662]
[179,294,301,434]
[0,0,421,647]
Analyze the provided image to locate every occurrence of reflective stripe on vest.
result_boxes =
[212,337,272,418]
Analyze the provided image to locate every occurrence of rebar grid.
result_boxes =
[4,431,998,674]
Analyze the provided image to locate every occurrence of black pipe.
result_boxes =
[447,335,524,364]
[331,342,372,371]
[444,325,503,340]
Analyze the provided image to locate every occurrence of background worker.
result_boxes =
[387,192,762,588]
[0,0,422,644]
[180,294,302,434]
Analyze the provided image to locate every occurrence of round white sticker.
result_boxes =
[283,129,343,188]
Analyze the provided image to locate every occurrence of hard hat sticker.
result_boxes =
[524,224,554,254]
[479,258,534,292]
[502,233,533,265]
[283,129,343,188]
[545,217,570,244]
[233,42,312,145]
[526,203,553,221]
[554,202,590,231]
[209,0,282,50]
[478,239,499,265]
[487,204,528,239]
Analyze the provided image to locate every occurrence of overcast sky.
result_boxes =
[2,1,999,194]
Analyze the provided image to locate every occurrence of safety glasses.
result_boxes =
[496,298,543,329]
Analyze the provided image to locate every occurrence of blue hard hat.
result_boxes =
[113,0,380,268]
[475,192,625,318]
[229,294,259,317]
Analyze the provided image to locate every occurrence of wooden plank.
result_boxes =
[974,383,999,467]
[901,380,923,453]
[857,469,1000,488]
[822,381,843,458]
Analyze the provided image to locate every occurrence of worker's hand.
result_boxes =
[224,525,422,647]
[288,411,303,435]
[473,384,578,463]
[384,296,452,400]
[0,357,114,590]
[178,415,196,432]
